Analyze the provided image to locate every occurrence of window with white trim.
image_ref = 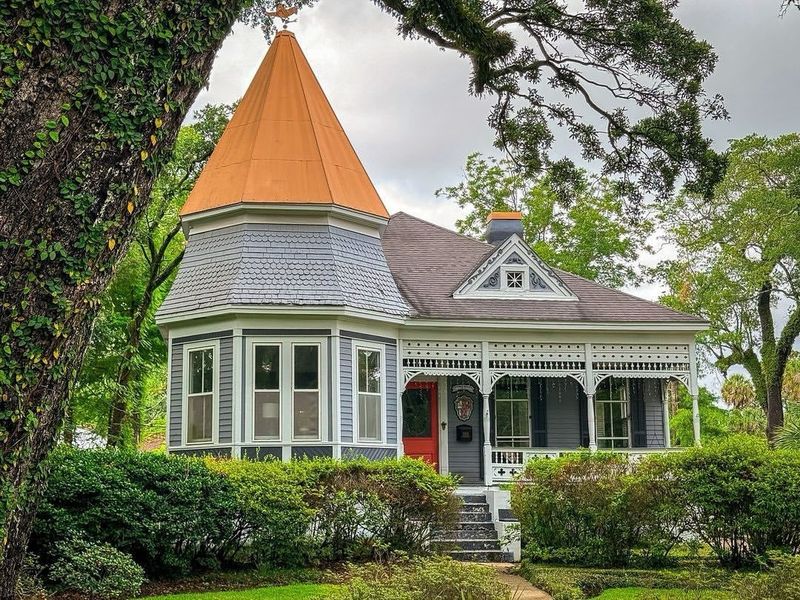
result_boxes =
[506,270,524,289]
[293,344,320,440]
[253,344,280,440]
[187,347,214,444]
[357,347,382,442]
[494,376,530,447]
[595,377,630,449]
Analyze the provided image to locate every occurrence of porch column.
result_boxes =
[689,341,701,446]
[691,393,701,446]
[662,382,671,449]
[482,393,492,486]
[586,393,597,451]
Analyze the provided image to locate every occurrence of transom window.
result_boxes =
[495,376,530,447]
[187,347,214,444]
[595,377,630,449]
[357,347,383,442]
[253,344,280,440]
[293,344,320,440]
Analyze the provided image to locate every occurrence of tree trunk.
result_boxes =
[766,378,785,443]
[0,2,241,596]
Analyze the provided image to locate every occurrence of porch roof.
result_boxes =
[382,213,706,326]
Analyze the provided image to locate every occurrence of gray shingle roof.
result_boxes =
[157,223,409,319]
[381,212,705,324]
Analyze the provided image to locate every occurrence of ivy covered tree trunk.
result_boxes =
[0,2,243,596]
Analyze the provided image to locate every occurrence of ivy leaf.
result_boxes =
[108,238,116,251]
[48,131,59,143]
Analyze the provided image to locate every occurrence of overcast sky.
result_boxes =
[187,1,799,387]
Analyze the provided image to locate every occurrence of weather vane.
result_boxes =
[266,3,298,30]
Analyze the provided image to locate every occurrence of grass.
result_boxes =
[141,583,341,600]
[593,588,735,600]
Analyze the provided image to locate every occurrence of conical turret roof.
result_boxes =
[181,31,388,218]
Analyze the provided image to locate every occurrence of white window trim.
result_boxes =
[250,341,282,442]
[494,376,530,448]
[182,340,220,446]
[501,265,528,291]
[595,378,632,449]
[353,343,386,444]
[292,341,323,442]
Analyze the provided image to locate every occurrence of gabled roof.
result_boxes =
[453,233,577,300]
[381,212,706,324]
[181,31,388,219]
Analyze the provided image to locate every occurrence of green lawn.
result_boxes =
[141,583,341,600]
[593,588,735,600]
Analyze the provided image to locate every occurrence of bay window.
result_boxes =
[357,347,382,442]
[293,344,320,440]
[187,346,214,444]
[253,344,280,440]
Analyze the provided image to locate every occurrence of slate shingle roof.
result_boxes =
[381,212,705,324]
[157,223,409,319]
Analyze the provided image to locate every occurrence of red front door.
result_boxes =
[402,381,439,471]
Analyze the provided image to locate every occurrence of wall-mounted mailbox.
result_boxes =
[456,424,473,443]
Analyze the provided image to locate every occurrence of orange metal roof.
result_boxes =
[181,31,388,218]
[487,211,523,220]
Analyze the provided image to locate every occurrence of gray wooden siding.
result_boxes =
[169,343,183,447]
[242,446,282,460]
[341,447,397,460]
[170,447,232,458]
[644,379,665,448]
[292,446,334,459]
[447,375,482,484]
[385,344,398,444]
[545,378,582,448]
[339,337,353,443]
[219,336,233,443]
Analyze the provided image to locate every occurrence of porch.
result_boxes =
[399,340,700,486]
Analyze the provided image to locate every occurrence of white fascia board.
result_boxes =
[400,318,709,333]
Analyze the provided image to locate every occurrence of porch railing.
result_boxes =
[490,446,687,483]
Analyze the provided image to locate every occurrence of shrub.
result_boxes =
[32,447,241,577]
[338,556,510,600]
[209,456,459,566]
[49,537,146,599]
[511,452,682,567]
[736,556,800,600]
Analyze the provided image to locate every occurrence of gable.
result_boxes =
[453,235,576,300]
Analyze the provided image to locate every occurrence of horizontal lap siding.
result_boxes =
[545,379,582,449]
[169,344,183,447]
[447,375,482,484]
[385,344,398,444]
[218,336,234,443]
[644,379,665,448]
[340,337,353,443]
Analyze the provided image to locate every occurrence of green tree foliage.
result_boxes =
[657,134,800,442]
[70,104,232,448]
[439,153,650,287]
[669,387,730,447]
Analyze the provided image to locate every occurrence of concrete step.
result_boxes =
[457,494,487,504]
[434,527,498,541]
[457,511,492,523]
[460,503,490,514]
[434,539,503,552]
[447,549,515,562]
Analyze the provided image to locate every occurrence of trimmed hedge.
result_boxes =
[31,448,459,581]
[511,438,800,568]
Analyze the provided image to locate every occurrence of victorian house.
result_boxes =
[157,30,705,494]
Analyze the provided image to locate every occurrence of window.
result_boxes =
[494,376,530,447]
[293,344,320,440]
[357,347,382,442]
[506,270,524,289]
[595,378,630,449]
[253,344,280,440]
[187,347,214,444]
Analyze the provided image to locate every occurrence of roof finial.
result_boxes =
[266,3,298,30]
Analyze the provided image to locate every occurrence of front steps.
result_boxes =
[433,493,514,562]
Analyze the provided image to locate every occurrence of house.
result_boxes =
[156,30,706,491]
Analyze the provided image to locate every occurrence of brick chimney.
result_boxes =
[486,211,523,245]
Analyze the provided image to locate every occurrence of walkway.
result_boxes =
[486,563,552,599]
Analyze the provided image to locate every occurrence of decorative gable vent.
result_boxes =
[453,234,576,300]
